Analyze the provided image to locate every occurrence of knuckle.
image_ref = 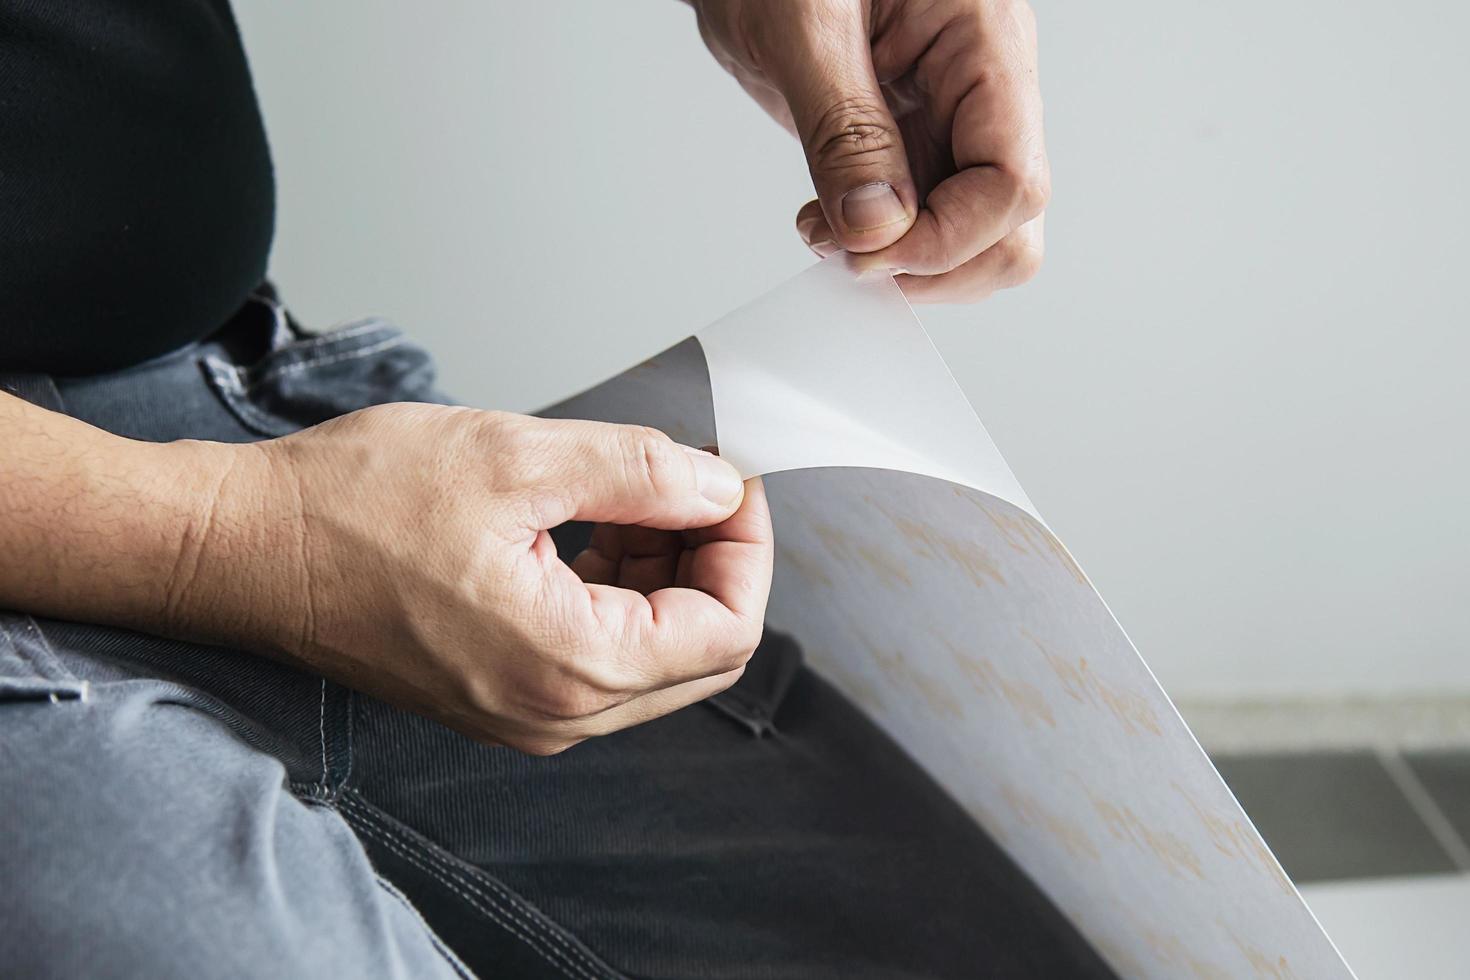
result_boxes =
[618,425,684,498]
[805,97,900,173]
[475,410,542,474]
[475,409,519,445]
[1005,239,1045,284]
[458,669,504,719]
[522,678,611,723]
[513,736,581,758]
[1003,166,1050,219]
[959,283,998,304]
[930,267,995,306]
[711,664,748,697]
[1020,174,1050,217]
[740,619,766,661]
[919,210,962,274]
[721,618,765,671]
[949,272,999,305]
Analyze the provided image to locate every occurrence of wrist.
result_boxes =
[150,436,310,660]
[0,391,308,658]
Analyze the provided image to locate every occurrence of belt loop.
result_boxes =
[248,281,294,347]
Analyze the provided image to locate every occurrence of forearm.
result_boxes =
[0,392,291,650]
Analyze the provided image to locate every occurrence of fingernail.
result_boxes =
[841,181,907,232]
[810,239,838,258]
[848,251,908,280]
[681,445,743,505]
[855,266,911,283]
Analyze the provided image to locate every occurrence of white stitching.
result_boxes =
[244,333,406,390]
[267,319,390,355]
[351,819,575,975]
[340,796,609,979]
[302,319,391,344]
[214,320,395,387]
[201,323,411,437]
[203,361,295,436]
[241,333,405,392]
[343,691,355,791]
[347,818,594,980]
[340,798,589,963]
[318,678,329,790]
[341,800,575,957]
[21,617,82,683]
[424,838,606,976]
[218,320,395,384]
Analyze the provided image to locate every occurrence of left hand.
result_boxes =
[691,0,1048,303]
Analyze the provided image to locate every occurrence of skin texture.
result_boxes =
[692,0,1049,302]
[0,394,770,755]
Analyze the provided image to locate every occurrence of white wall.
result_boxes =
[234,1,1469,700]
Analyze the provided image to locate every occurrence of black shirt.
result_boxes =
[0,0,274,374]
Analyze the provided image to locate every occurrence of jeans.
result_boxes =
[0,293,1115,979]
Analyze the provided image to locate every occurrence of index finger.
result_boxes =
[864,9,1048,277]
[588,477,773,688]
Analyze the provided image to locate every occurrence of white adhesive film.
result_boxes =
[695,253,1037,520]
[539,256,1354,980]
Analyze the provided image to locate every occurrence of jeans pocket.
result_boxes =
[202,318,447,436]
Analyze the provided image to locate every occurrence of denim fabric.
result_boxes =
[0,293,1116,979]
[0,612,471,980]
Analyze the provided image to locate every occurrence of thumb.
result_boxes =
[771,10,915,252]
[503,416,745,531]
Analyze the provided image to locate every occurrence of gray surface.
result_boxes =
[1406,752,1470,845]
[233,0,1470,701]
[1177,697,1470,753]
[1214,751,1458,882]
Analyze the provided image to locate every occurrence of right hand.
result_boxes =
[691,0,1049,303]
[179,404,772,756]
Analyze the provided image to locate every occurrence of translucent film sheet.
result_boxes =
[543,255,1353,979]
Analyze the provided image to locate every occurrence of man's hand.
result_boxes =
[225,405,772,755]
[0,393,771,756]
[692,0,1048,302]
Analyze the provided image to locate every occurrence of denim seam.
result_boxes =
[0,616,81,684]
[341,796,593,967]
[710,686,763,716]
[373,875,478,980]
[240,334,407,390]
[241,318,393,374]
[704,688,779,737]
[318,677,330,792]
[224,322,402,390]
[340,794,616,980]
[349,819,579,979]
[21,618,80,682]
[294,795,476,978]
[89,677,303,760]
[343,689,356,791]
[200,322,406,434]
[264,318,390,351]
[201,359,297,436]
[342,810,597,980]
[339,797,591,973]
